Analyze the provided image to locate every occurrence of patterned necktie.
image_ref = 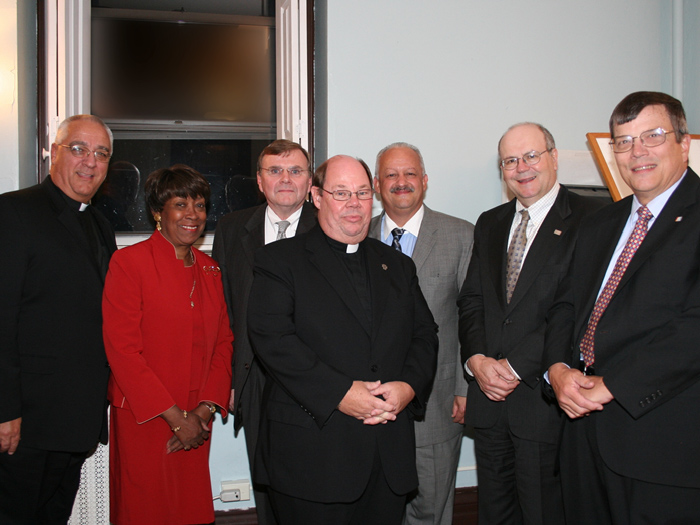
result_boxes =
[580,205,653,366]
[505,210,530,303]
[391,228,405,252]
[276,220,290,240]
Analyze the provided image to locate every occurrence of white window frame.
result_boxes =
[46,0,310,253]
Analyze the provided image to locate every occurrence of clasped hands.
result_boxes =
[468,355,519,402]
[162,403,214,454]
[547,363,614,419]
[338,380,415,425]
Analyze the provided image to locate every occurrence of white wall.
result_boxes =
[317,1,677,223]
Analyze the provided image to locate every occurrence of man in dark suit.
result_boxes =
[458,123,601,524]
[545,91,700,524]
[247,155,438,525]
[0,115,117,524]
[369,142,473,525]
[213,139,316,524]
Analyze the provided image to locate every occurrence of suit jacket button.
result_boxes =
[244,363,250,370]
[503,319,512,325]
[370,364,379,373]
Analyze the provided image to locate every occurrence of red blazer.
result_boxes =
[103,231,233,422]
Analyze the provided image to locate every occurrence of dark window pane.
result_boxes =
[91,16,275,123]
[92,137,271,233]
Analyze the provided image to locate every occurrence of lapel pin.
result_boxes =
[553,229,562,236]
[381,264,388,270]
[675,216,683,222]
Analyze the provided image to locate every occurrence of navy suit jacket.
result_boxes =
[544,169,700,488]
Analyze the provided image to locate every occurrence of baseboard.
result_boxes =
[215,486,479,525]
[453,486,478,524]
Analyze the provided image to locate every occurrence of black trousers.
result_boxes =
[0,444,87,525]
[559,415,700,525]
[268,450,407,525]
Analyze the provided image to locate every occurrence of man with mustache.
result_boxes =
[370,142,474,525]
[459,123,601,524]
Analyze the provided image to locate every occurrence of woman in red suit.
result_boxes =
[103,165,233,525]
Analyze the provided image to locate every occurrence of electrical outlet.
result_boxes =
[220,479,250,502]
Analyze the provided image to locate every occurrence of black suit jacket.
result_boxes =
[459,186,602,443]
[212,201,317,432]
[0,177,116,452]
[247,225,438,502]
[544,169,700,488]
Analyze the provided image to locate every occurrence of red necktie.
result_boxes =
[580,205,653,366]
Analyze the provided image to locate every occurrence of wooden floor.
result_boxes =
[215,486,478,525]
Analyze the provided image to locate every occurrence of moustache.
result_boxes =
[390,185,414,194]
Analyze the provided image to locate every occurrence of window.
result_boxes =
[42,0,311,246]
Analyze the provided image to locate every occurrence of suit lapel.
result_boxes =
[242,205,266,268]
[616,170,700,293]
[297,201,317,234]
[508,187,570,310]
[488,202,516,310]
[576,201,630,335]
[412,206,438,274]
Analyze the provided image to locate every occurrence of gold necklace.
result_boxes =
[188,248,197,308]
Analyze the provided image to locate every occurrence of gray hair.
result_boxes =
[375,142,426,177]
[56,114,114,150]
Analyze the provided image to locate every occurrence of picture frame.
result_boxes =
[587,132,700,201]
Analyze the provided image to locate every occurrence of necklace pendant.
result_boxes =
[190,300,195,308]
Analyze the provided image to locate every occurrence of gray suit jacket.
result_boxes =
[370,205,474,446]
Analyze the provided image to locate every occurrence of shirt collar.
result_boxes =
[630,170,687,220]
[266,204,304,226]
[515,182,560,225]
[382,204,425,241]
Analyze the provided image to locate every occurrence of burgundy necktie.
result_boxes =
[580,205,653,366]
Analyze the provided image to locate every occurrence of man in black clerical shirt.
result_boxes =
[0,115,117,525]
[247,155,438,525]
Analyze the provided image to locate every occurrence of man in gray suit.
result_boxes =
[370,142,474,525]
[213,139,317,525]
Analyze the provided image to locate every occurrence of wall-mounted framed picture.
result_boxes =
[587,133,700,201]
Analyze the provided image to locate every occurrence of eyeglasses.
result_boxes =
[320,188,374,201]
[609,128,674,153]
[260,167,309,177]
[57,144,112,163]
[500,149,551,171]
